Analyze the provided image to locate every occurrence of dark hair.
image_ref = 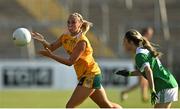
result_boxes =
[125,29,162,57]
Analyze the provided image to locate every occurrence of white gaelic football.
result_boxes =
[13,28,31,46]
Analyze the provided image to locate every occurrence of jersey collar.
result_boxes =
[136,47,149,55]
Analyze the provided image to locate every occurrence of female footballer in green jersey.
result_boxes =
[116,29,178,108]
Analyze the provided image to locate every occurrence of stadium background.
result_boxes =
[0,0,179,108]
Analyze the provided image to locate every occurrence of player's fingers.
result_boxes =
[32,32,40,36]
[45,47,50,52]
[155,94,159,99]
[38,50,46,54]
[34,32,43,37]
[45,48,52,54]
[33,32,39,35]
[31,37,42,41]
[31,33,43,41]
[31,36,38,39]
[31,32,37,36]
[31,32,41,39]
[36,51,42,55]
[151,99,155,105]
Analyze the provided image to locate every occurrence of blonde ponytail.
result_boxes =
[142,37,162,57]
[81,20,93,35]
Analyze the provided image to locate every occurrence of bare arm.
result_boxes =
[39,41,86,66]
[130,70,142,76]
[115,69,142,76]
[41,37,62,52]
[31,32,62,52]
[144,66,159,105]
[144,66,155,92]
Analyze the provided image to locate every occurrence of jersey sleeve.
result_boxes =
[78,35,88,46]
[59,30,70,43]
[135,53,150,72]
[79,35,87,41]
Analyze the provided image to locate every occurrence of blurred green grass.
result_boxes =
[0,88,179,108]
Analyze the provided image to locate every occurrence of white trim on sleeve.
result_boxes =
[136,47,149,55]
[140,62,150,72]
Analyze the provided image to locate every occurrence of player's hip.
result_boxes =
[75,65,101,79]
[156,87,178,103]
[77,73,102,89]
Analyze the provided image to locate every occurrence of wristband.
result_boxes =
[128,71,132,76]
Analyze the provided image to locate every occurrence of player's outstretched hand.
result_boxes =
[38,48,53,57]
[151,91,159,105]
[31,32,45,42]
[114,69,131,77]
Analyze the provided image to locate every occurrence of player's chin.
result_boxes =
[68,27,74,32]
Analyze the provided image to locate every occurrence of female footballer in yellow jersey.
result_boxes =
[31,13,121,108]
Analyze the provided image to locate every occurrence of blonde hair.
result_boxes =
[70,13,93,35]
[125,29,162,57]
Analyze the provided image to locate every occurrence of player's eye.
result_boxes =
[67,20,76,25]
[71,21,76,24]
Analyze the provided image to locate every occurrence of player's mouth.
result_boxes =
[68,27,75,32]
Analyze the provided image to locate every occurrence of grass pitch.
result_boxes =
[0,88,179,108]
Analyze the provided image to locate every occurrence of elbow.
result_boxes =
[66,58,77,66]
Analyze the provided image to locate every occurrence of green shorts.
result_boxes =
[78,74,102,89]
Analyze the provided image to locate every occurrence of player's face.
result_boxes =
[67,16,82,34]
[123,38,134,53]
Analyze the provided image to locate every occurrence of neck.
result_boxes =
[70,30,81,36]
[132,46,138,54]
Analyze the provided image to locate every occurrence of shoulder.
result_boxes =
[75,35,87,51]
[78,34,88,44]
[135,53,148,61]
[60,31,71,40]
[62,30,71,37]
[136,47,149,55]
[135,48,150,62]
[77,33,89,43]
[78,33,87,39]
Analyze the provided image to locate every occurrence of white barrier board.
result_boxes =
[0,59,137,90]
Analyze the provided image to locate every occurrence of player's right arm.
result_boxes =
[115,69,142,76]
[31,32,62,52]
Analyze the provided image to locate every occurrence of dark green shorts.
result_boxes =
[78,74,102,89]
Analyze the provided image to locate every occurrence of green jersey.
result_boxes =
[135,47,178,93]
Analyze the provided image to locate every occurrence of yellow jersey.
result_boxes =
[60,32,101,80]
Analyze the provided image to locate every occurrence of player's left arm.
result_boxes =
[144,66,155,92]
[144,65,158,105]
[39,41,86,66]
[115,69,142,76]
